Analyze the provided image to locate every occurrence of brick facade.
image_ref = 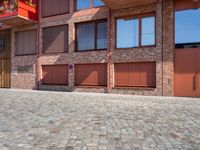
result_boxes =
[9,0,175,96]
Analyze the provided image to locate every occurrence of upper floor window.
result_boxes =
[15,30,36,56]
[76,20,107,51]
[116,14,155,49]
[41,0,70,17]
[76,0,105,10]
[175,9,200,48]
[43,25,68,54]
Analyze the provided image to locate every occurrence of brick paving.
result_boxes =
[0,89,200,150]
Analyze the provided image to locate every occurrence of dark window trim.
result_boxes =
[15,29,37,56]
[75,0,105,11]
[42,24,69,54]
[115,12,156,49]
[41,0,70,18]
[75,19,107,52]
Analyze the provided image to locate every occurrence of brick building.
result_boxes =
[0,0,199,97]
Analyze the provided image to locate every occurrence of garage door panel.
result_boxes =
[174,48,196,97]
[197,49,200,97]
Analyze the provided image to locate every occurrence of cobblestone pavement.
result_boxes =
[0,89,200,150]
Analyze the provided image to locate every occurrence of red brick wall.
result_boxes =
[10,0,175,96]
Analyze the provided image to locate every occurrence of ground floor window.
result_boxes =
[42,65,68,85]
[75,64,107,86]
[114,62,156,88]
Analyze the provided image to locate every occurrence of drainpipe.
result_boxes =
[107,8,112,93]
[36,0,40,90]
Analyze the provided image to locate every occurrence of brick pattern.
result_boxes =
[10,0,175,96]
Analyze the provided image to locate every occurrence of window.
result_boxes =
[0,36,5,53]
[76,20,107,51]
[76,0,105,10]
[75,64,107,86]
[41,0,70,17]
[42,65,68,85]
[117,18,139,48]
[43,25,68,54]
[114,62,156,88]
[116,14,156,48]
[175,9,200,48]
[142,16,155,46]
[15,30,36,56]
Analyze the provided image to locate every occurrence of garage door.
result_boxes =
[175,48,200,97]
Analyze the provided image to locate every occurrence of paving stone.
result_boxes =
[0,89,200,150]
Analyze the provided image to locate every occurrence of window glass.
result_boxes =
[77,0,91,10]
[97,22,107,49]
[77,23,95,51]
[142,16,155,46]
[175,9,200,48]
[117,18,139,48]
[94,0,105,7]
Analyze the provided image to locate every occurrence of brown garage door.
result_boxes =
[75,64,107,86]
[175,48,200,97]
[42,65,68,85]
[115,62,156,88]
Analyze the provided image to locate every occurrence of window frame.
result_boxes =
[75,19,107,52]
[75,0,105,11]
[15,29,37,56]
[115,12,156,49]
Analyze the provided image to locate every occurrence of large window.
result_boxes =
[43,25,68,54]
[15,30,36,56]
[76,0,105,10]
[76,20,107,51]
[41,0,70,17]
[175,9,200,48]
[116,14,155,48]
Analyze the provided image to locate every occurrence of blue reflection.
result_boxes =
[175,9,200,44]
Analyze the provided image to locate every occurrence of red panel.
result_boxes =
[197,49,200,97]
[174,48,196,97]
[42,65,68,85]
[75,64,107,86]
[115,62,156,88]
[18,0,38,21]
